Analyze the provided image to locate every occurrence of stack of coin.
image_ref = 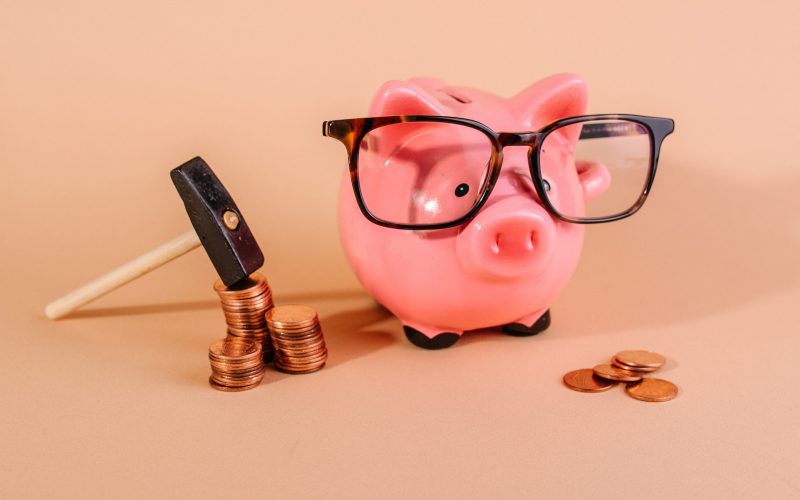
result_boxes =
[563,350,678,402]
[213,273,274,361]
[612,350,664,373]
[208,338,266,391]
[266,305,327,374]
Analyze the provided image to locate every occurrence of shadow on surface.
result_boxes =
[320,303,397,368]
[555,161,800,335]
[274,289,369,303]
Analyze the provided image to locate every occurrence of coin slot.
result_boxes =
[439,87,472,104]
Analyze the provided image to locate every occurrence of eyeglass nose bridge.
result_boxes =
[496,132,540,148]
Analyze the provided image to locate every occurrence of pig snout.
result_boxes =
[456,196,555,279]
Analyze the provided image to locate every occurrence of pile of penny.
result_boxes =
[562,350,678,402]
[208,338,266,391]
[266,305,328,374]
[213,273,274,361]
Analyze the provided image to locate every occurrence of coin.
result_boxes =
[266,305,317,327]
[208,338,260,360]
[593,363,643,382]
[274,363,326,375]
[213,273,274,360]
[625,378,678,402]
[611,359,659,373]
[208,376,261,392]
[277,343,327,355]
[207,337,266,392]
[563,368,618,393]
[210,364,265,377]
[209,359,263,371]
[613,350,666,370]
[270,333,320,344]
[214,273,269,295]
[211,371,265,386]
[267,305,327,375]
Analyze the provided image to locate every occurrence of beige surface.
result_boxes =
[2,1,799,498]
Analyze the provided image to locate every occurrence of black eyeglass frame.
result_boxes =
[323,114,674,230]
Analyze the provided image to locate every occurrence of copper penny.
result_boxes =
[208,338,260,361]
[613,350,666,370]
[625,378,678,402]
[275,361,326,374]
[611,359,658,373]
[275,349,328,363]
[563,368,618,393]
[213,273,268,294]
[266,305,318,327]
[593,363,643,382]
[270,324,321,334]
[274,338,326,350]
[211,372,265,387]
[227,327,270,336]
[208,376,261,392]
[211,365,265,378]
[209,358,263,371]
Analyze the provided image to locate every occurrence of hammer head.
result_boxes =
[170,157,264,286]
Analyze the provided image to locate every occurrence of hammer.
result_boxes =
[45,156,264,320]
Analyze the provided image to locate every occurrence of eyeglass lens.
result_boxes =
[357,121,493,226]
[539,119,652,220]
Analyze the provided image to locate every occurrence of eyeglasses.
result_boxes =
[322,114,674,230]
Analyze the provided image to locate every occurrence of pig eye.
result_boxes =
[454,183,470,197]
[542,179,551,192]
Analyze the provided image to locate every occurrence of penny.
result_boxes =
[563,368,618,393]
[270,326,321,336]
[613,350,666,370]
[270,327,321,337]
[214,273,270,295]
[278,346,327,357]
[625,378,678,402]
[208,376,261,392]
[208,338,260,360]
[209,358,263,371]
[211,371,265,386]
[611,359,659,373]
[271,336,320,346]
[275,361,326,374]
[213,273,274,359]
[208,336,266,392]
[267,305,328,375]
[593,363,643,382]
[278,349,328,362]
[227,328,270,337]
[275,347,327,359]
[276,359,325,369]
[211,364,265,377]
[266,305,318,327]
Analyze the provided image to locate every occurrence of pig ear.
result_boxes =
[511,73,588,133]
[369,80,452,116]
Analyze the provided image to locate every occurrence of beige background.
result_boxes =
[2,1,799,498]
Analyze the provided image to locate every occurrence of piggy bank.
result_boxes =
[327,74,663,349]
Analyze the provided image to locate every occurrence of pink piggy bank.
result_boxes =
[323,74,673,349]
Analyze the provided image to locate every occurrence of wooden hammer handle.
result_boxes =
[45,230,201,320]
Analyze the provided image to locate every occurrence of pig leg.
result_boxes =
[403,321,463,350]
[501,309,551,337]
